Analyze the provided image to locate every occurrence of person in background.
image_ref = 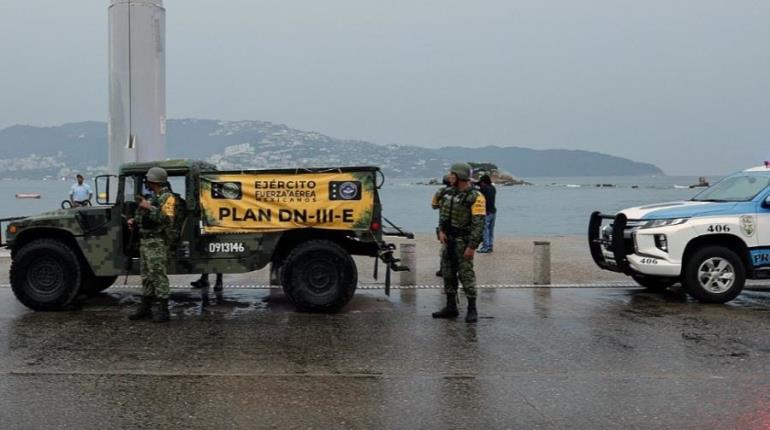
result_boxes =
[477,174,497,253]
[432,174,455,277]
[69,174,93,207]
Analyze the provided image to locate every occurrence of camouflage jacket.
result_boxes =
[431,186,455,210]
[438,186,486,249]
[135,187,176,241]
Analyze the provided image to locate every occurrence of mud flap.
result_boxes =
[372,256,392,297]
[385,261,391,297]
[375,243,410,296]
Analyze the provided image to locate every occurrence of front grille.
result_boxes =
[602,219,643,256]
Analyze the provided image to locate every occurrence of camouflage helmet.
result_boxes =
[450,162,472,181]
[146,167,168,183]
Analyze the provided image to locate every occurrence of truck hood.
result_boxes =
[620,201,753,220]
[15,206,108,230]
[19,209,75,223]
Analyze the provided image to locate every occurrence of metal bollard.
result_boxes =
[269,263,281,286]
[533,241,551,285]
[399,243,417,286]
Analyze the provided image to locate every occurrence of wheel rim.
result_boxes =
[697,257,735,294]
[27,256,66,297]
[302,252,340,294]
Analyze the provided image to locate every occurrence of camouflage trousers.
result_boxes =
[140,238,170,300]
[441,237,477,298]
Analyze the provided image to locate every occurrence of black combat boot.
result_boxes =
[465,297,478,323]
[191,274,210,289]
[432,293,459,318]
[128,296,153,321]
[213,273,224,292]
[153,299,170,323]
[435,269,443,277]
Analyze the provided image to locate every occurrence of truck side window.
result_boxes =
[123,176,136,202]
[168,176,186,198]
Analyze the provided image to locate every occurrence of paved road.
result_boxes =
[2,285,770,429]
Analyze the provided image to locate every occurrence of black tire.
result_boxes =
[81,274,118,295]
[682,246,745,304]
[281,240,357,312]
[10,239,83,311]
[632,275,677,292]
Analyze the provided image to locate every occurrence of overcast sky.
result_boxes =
[1,0,768,175]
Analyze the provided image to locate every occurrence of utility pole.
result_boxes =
[108,0,166,174]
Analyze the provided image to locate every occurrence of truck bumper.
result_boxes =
[589,211,635,274]
[589,212,682,277]
[626,254,682,277]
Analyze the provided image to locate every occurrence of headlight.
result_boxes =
[640,218,689,229]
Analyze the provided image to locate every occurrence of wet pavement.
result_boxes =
[2,285,770,429]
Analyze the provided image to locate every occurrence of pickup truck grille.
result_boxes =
[589,212,640,275]
[602,220,644,256]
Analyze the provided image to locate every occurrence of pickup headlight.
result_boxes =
[640,218,689,229]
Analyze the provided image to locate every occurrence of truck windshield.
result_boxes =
[692,173,770,202]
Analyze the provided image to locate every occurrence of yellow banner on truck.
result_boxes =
[200,170,377,234]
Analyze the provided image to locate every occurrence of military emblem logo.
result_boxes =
[211,182,242,200]
[329,181,361,201]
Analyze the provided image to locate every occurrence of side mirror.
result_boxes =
[763,196,770,209]
[95,175,117,205]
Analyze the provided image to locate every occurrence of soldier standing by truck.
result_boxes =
[127,167,177,323]
[433,163,486,323]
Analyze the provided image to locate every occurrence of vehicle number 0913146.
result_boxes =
[707,225,730,233]
[209,242,246,253]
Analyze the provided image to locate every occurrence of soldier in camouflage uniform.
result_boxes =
[432,174,455,277]
[127,167,177,323]
[433,163,486,323]
[431,174,454,210]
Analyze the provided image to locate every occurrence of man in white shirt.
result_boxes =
[70,174,93,207]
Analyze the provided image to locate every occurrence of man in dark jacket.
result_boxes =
[477,174,497,253]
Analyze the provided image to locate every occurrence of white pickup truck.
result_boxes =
[589,166,770,303]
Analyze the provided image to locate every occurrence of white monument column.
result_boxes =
[108,0,166,174]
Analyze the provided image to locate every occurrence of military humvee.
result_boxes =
[1,160,411,312]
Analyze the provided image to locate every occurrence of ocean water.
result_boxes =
[0,176,712,235]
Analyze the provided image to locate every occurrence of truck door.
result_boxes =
[753,188,770,270]
[120,175,141,258]
[167,173,194,273]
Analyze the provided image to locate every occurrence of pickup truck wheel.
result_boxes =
[683,246,745,303]
[632,275,676,292]
[10,239,82,311]
[281,240,357,312]
[81,275,118,295]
